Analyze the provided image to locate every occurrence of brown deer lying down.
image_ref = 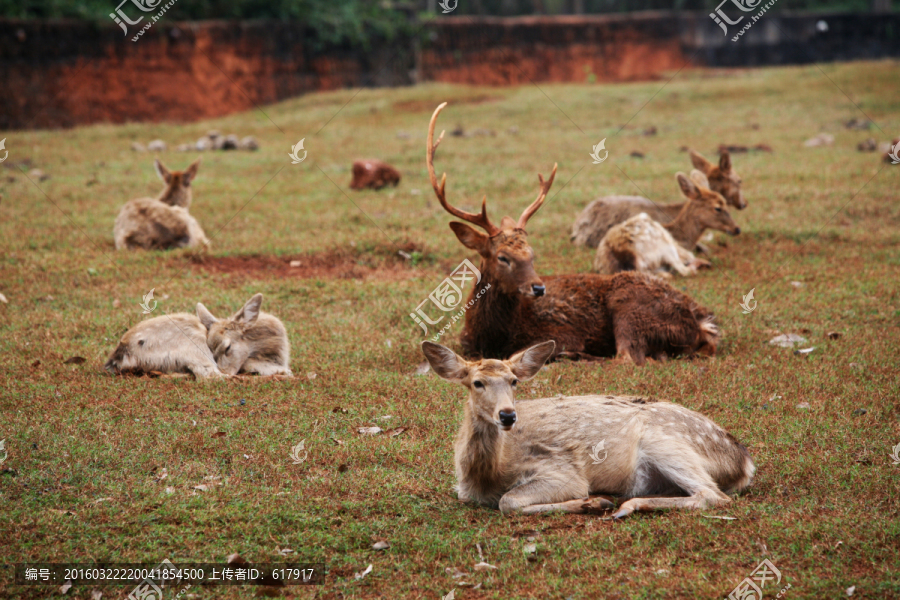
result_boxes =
[427,102,719,364]
[197,293,292,376]
[570,149,746,249]
[349,159,401,190]
[114,158,209,250]
[592,171,740,277]
[105,294,291,378]
[422,340,755,517]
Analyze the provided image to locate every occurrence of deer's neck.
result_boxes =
[665,202,705,247]
[454,403,508,504]
[461,267,519,358]
[158,186,190,208]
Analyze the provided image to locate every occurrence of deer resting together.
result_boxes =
[427,102,719,364]
[571,149,747,249]
[422,340,755,517]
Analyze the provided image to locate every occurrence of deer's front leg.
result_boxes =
[498,471,590,515]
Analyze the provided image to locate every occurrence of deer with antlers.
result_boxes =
[427,102,719,364]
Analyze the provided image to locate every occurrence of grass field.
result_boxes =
[1,59,899,599]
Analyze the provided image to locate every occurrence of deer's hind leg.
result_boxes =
[611,487,730,519]
[498,470,592,515]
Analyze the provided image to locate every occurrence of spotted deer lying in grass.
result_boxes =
[571,149,746,249]
[114,158,210,250]
[349,159,401,190]
[104,312,224,379]
[427,102,719,365]
[422,340,755,517]
[197,293,292,376]
[105,294,291,378]
[592,171,740,277]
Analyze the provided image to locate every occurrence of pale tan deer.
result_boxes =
[422,339,755,517]
[196,294,292,376]
[427,102,719,365]
[571,149,746,249]
[104,313,224,379]
[592,171,740,277]
[114,158,209,250]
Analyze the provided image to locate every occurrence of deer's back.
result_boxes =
[506,395,752,495]
[114,198,205,250]
[571,196,683,249]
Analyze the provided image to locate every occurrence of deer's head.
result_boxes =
[690,149,745,210]
[422,339,556,430]
[155,157,201,208]
[676,170,741,236]
[196,293,263,376]
[427,102,557,298]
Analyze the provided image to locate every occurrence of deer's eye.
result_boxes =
[498,256,510,266]
[715,207,723,212]
[473,380,484,389]
[511,379,518,387]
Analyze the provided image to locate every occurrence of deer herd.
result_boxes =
[105,101,756,519]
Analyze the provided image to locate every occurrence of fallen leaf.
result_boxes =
[60,581,72,594]
[655,569,669,576]
[289,260,301,267]
[847,586,856,596]
[415,361,431,376]
[852,408,868,416]
[91,590,103,600]
[165,487,175,495]
[193,484,213,492]
[337,464,349,473]
[227,553,248,566]
[332,407,347,414]
[794,347,815,355]
[112,299,121,308]
[354,564,373,580]
[254,587,284,597]
[63,356,86,364]
[473,562,497,571]
[306,372,317,381]
[768,334,807,348]
[212,431,227,438]
[701,514,736,520]
[442,590,456,600]
[835,541,844,549]
[388,427,407,438]
[357,427,383,436]
[279,548,294,555]
[445,567,469,579]
[790,280,804,288]
[0,292,7,303]
[523,543,537,555]
[372,541,390,551]
[331,438,344,446]
[31,360,41,368]
[49,509,76,516]
[827,331,842,340]
[91,497,113,505]
[796,402,811,410]
[155,468,168,482]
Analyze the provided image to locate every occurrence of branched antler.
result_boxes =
[427,102,500,235]
[517,163,557,229]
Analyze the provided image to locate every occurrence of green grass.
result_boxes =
[1,59,899,599]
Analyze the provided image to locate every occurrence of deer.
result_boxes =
[104,312,224,379]
[349,159,401,190]
[421,340,755,517]
[570,149,746,249]
[427,102,719,365]
[592,171,741,277]
[114,158,210,250]
[196,293,292,377]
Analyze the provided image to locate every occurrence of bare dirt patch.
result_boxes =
[186,242,429,281]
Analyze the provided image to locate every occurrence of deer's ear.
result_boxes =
[183,157,201,186]
[689,169,711,190]
[449,222,490,254]
[196,303,218,329]
[676,172,700,201]
[719,151,732,172]
[508,340,555,381]
[689,150,713,174]
[235,293,262,325]
[154,159,172,184]
[421,341,469,383]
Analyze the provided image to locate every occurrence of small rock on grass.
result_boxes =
[372,541,390,551]
[768,334,807,348]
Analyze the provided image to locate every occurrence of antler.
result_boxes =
[517,163,557,229]
[427,102,500,236]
